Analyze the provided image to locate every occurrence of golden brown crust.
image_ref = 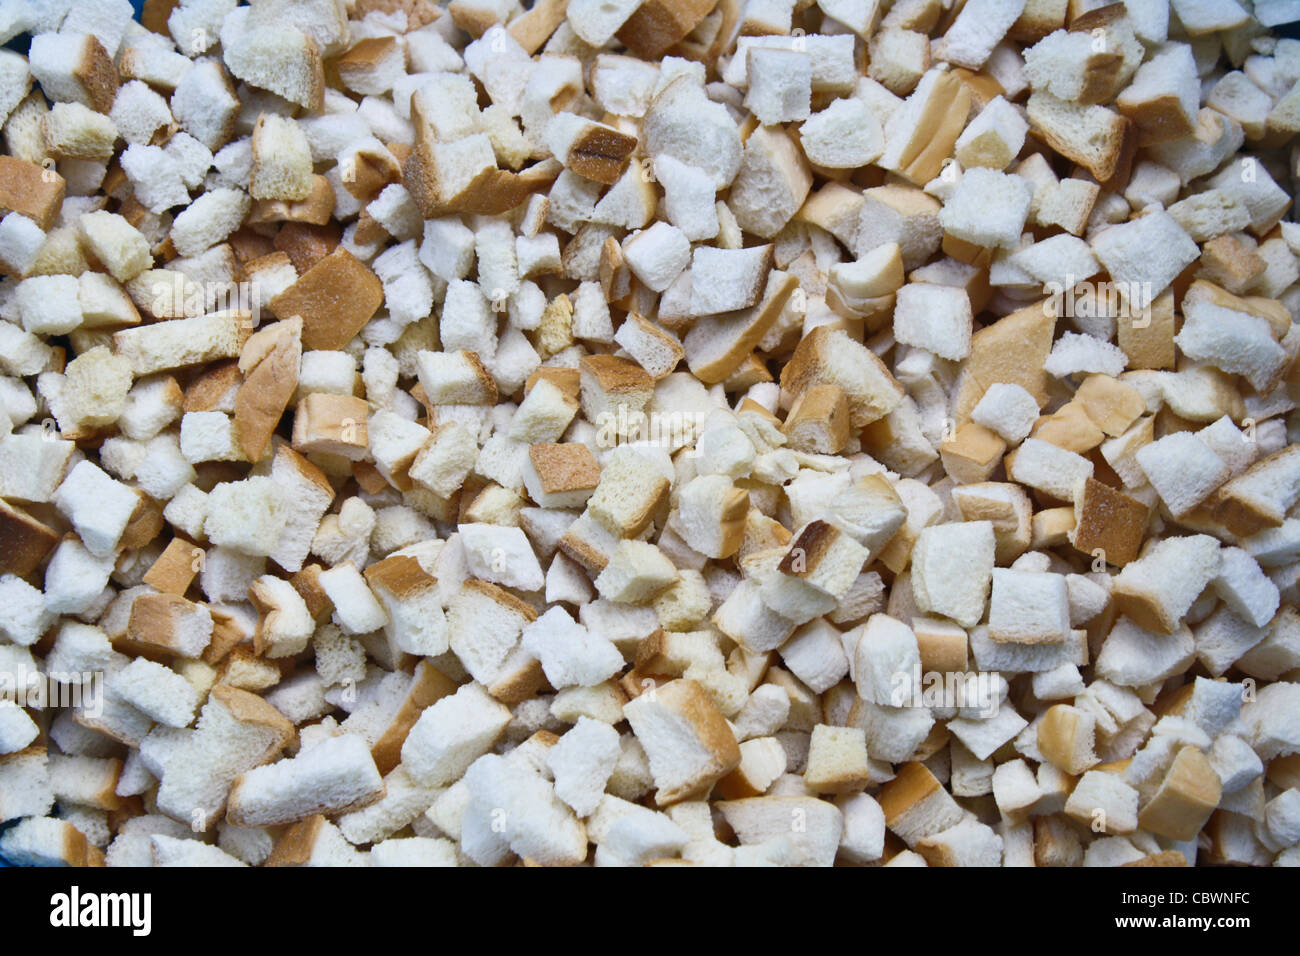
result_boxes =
[142,537,204,595]
[1137,745,1222,841]
[76,34,121,114]
[210,684,297,757]
[462,577,540,622]
[371,660,459,774]
[183,359,243,414]
[0,156,66,231]
[235,317,302,462]
[291,563,335,623]
[617,0,718,58]
[292,392,370,457]
[265,814,326,866]
[528,442,602,496]
[878,761,942,827]
[270,247,383,351]
[954,300,1057,423]
[507,0,569,53]
[650,678,741,806]
[0,497,60,577]
[1071,478,1149,567]
[363,553,436,600]
[248,175,336,226]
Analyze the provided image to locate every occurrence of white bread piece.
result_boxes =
[336,765,443,847]
[220,8,323,111]
[1170,0,1249,35]
[1112,534,1222,634]
[0,816,100,867]
[728,125,812,240]
[15,274,81,336]
[0,433,76,504]
[0,212,47,277]
[108,81,169,148]
[595,540,677,604]
[1135,431,1231,518]
[109,658,200,729]
[876,760,963,847]
[0,706,38,754]
[622,221,690,293]
[745,48,812,125]
[565,0,641,45]
[624,678,741,806]
[1213,446,1300,538]
[954,95,1027,170]
[149,833,247,867]
[1204,157,1290,237]
[41,102,117,160]
[1007,437,1093,503]
[363,555,449,658]
[0,749,54,822]
[799,96,883,168]
[853,613,920,707]
[51,460,139,557]
[1176,287,1288,393]
[1089,211,1200,313]
[40,539,115,616]
[369,837,456,867]
[970,382,1038,444]
[180,411,242,464]
[932,0,1025,69]
[202,475,287,558]
[916,816,1004,867]
[27,32,113,111]
[112,310,249,376]
[642,87,743,193]
[548,716,621,816]
[461,752,588,866]
[459,523,545,591]
[1193,606,1268,678]
[1208,733,1262,794]
[170,187,251,258]
[835,791,886,863]
[713,579,797,652]
[988,568,1070,645]
[447,578,537,688]
[402,682,512,788]
[1094,617,1195,687]
[892,282,973,360]
[1063,770,1139,834]
[79,210,151,282]
[249,113,312,202]
[939,167,1032,250]
[522,606,623,689]
[227,733,384,827]
[1115,43,1199,146]
[690,244,772,316]
[653,153,718,241]
[911,521,995,627]
[416,350,498,405]
[141,686,295,830]
[247,574,314,659]
[779,619,850,694]
[315,563,385,636]
[1010,234,1099,290]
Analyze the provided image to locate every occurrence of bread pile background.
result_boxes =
[1,0,1300,867]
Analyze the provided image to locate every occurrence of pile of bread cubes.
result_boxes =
[1,0,1300,869]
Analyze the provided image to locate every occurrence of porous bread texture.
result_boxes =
[4,0,1300,872]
